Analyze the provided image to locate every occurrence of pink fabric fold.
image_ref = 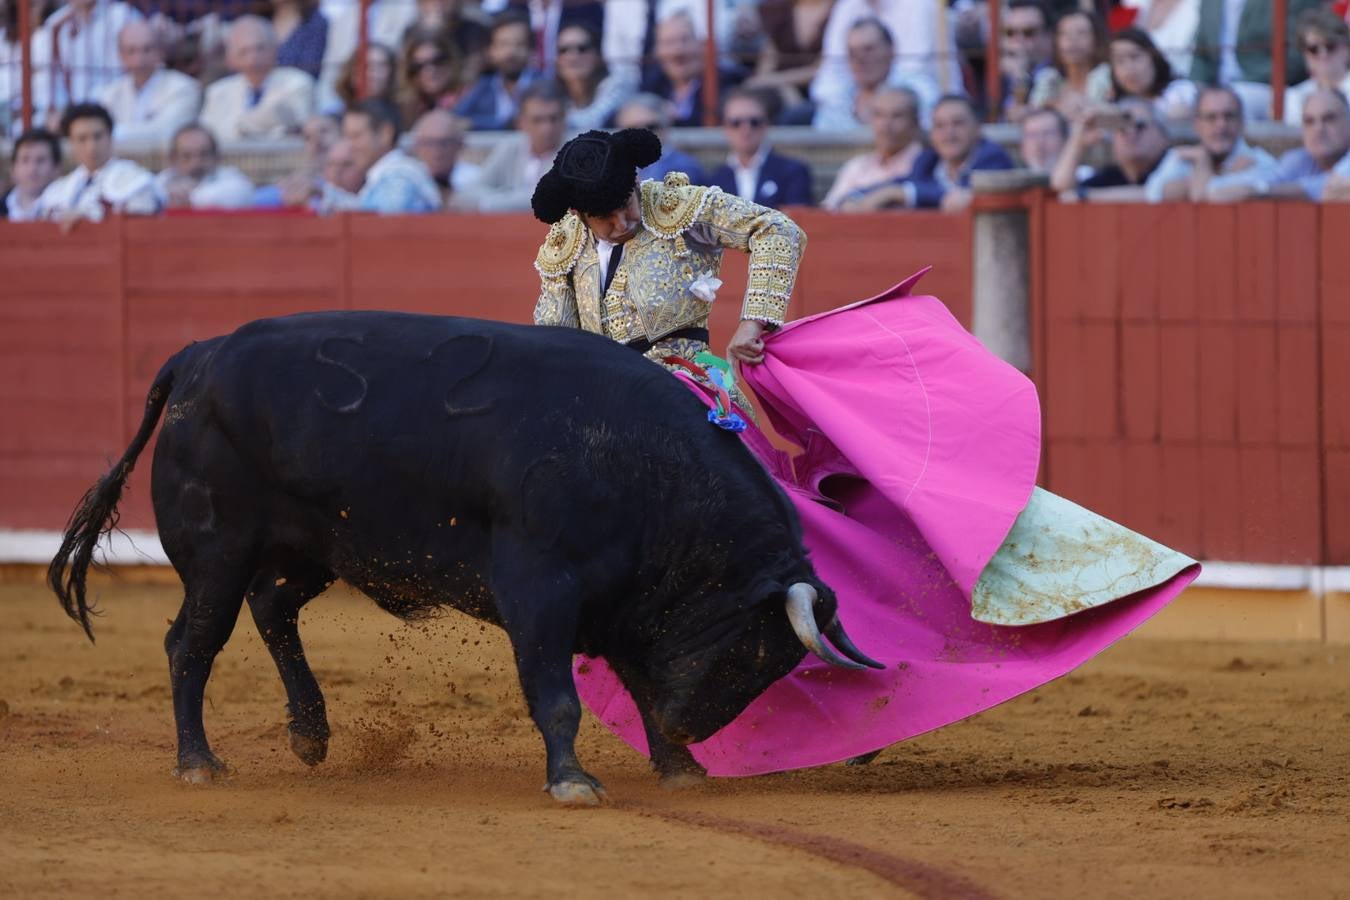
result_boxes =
[573,272,1198,776]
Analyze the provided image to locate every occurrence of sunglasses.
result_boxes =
[1302,40,1343,56]
[1003,26,1041,39]
[412,56,448,72]
[1197,110,1241,123]
[557,43,594,55]
[726,116,766,129]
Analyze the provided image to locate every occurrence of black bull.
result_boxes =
[49,312,879,804]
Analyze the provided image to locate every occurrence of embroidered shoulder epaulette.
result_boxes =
[640,172,719,240]
[534,212,587,278]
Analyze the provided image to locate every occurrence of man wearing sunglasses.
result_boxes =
[1050,98,1171,201]
[999,0,1054,122]
[709,89,813,208]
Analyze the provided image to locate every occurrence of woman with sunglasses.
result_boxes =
[552,22,635,131]
[1284,7,1350,126]
[1028,10,1112,120]
[398,27,467,129]
[1107,27,1196,121]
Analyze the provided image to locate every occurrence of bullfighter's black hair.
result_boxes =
[531,128,663,224]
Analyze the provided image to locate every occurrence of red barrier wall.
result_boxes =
[0,210,971,533]
[1036,202,1337,565]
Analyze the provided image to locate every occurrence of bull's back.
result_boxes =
[164,311,711,524]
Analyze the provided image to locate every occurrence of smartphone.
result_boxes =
[1095,107,1130,130]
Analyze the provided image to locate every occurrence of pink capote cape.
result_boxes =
[573,271,1199,776]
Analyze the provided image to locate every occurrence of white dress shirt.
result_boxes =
[28,0,142,120]
[200,67,315,142]
[727,144,770,201]
[35,157,158,220]
[96,68,202,146]
[154,165,256,209]
[6,188,44,220]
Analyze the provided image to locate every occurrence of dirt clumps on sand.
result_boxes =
[1,580,1348,899]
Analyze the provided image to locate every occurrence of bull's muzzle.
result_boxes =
[785,583,886,671]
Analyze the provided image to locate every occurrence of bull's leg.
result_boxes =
[608,661,707,789]
[164,574,248,783]
[637,706,708,789]
[244,561,334,767]
[490,532,604,806]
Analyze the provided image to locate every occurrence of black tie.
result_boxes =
[603,242,623,294]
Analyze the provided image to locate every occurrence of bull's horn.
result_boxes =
[823,617,885,670]
[785,583,872,671]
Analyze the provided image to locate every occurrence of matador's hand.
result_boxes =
[727,319,767,365]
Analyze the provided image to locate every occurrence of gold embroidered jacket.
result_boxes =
[532,173,806,344]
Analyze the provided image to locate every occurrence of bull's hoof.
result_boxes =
[545,778,609,807]
[658,770,707,791]
[173,753,229,784]
[845,750,883,766]
[289,729,329,766]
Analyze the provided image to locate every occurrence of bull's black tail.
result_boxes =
[48,359,177,642]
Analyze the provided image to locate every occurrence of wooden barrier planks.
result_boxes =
[1038,201,1323,565]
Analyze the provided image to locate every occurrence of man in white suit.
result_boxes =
[459,81,567,211]
[95,21,201,146]
[200,15,314,142]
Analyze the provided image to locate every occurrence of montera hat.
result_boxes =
[530,128,663,224]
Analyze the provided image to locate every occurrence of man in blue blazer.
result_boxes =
[849,95,1013,211]
[709,89,814,208]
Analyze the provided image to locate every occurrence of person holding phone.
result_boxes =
[1050,98,1172,200]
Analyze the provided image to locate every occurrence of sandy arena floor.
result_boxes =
[1,577,1347,899]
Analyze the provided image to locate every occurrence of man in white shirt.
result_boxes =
[200,15,315,142]
[3,129,61,220]
[334,98,441,213]
[458,81,567,212]
[812,17,939,131]
[29,0,141,128]
[36,102,157,225]
[1144,84,1276,201]
[155,123,255,209]
[95,20,201,146]
[812,0,958,123]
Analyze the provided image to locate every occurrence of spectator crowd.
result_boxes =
[4,0,1350,221]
